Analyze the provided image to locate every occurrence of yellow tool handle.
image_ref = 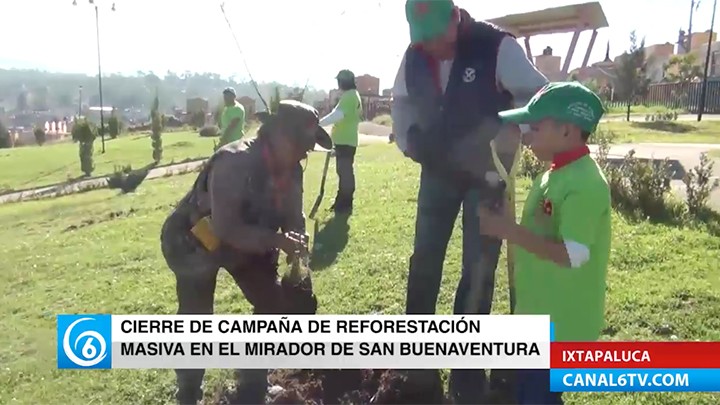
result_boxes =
[490,139,521,313]
[190,216,221,251]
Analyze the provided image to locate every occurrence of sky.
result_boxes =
[0,0,716,91]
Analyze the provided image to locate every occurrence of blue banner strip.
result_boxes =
[550,368,720,392]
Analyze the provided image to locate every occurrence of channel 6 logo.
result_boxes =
[57,314,112,369]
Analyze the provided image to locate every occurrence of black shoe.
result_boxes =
[449,371,487,404]
[234,382,269,405]
[175,387,202,405]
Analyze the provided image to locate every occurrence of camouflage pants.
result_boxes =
[160,212,287,404]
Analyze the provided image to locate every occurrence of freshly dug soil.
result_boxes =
[215,369,448,404]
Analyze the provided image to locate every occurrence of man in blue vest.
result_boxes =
[391,1,548,402]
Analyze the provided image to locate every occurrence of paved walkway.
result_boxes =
[0,133,390,205]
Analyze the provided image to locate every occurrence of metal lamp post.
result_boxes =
[78,85,83,117]
[697,0,718,122]
[72,0,115,153]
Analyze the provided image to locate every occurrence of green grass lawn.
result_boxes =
[0,131,218,193]
[598,120,720,144]
[1,144,719,404]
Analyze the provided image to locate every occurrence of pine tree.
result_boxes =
[150,90,163,163]
[71,119,97,176]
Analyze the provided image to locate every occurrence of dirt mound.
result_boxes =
[214,369,447,404]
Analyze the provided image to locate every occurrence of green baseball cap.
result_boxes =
[405,0,454,44]
[498,82,605,133]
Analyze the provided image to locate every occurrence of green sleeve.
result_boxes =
[558,187,609,246]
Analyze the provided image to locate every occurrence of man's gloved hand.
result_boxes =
[280,231,309,264]
[277,231,308,261]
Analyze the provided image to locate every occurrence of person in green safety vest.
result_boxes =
[319,69,363,214]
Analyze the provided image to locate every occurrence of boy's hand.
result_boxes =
[477,206,515,239]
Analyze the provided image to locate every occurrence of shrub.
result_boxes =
[34,126,46,146]
[598,145,676,221]
[107,164,150,193]
[683,153,720,215]
[199,125,220,137]
[372,114,392,126]
[107,164,133,189]
[644,112,678,122]
[0,121,11,149]
[72,119,97,143]
[624,151,675,220]
[108,114,120,139]
[518,146,545,179]
[589,128,616,145]
[72,119,97,176]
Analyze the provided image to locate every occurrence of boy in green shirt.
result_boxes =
[477,82,611,404]
[218,87,246,147]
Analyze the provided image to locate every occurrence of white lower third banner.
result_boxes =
[112,341,549,369]
[57,314,552,370]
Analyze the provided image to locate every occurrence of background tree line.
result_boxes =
[0,69,328,114]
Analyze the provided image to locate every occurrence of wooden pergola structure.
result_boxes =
[487,1,609,77]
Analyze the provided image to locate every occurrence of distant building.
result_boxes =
[685,30,720,78]
[356,74,380,96]
[644,42,675,82]
[534,46,564,81]
[569,43,616,88]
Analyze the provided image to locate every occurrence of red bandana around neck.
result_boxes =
[551,145,590,170]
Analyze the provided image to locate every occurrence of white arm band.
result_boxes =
[564,239,590,269]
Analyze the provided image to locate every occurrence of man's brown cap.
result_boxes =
[256,100,333,150]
